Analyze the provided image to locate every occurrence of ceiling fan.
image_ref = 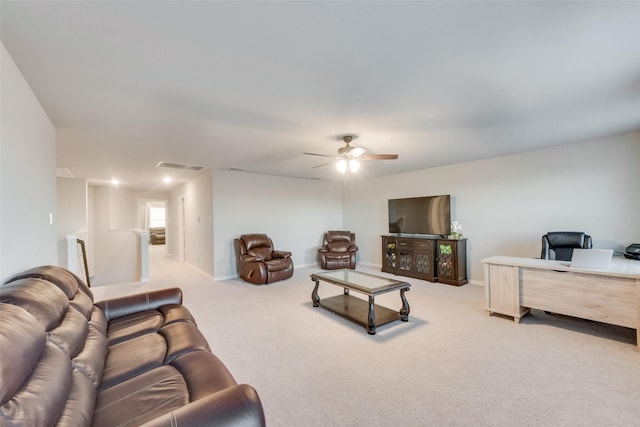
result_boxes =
[303,135,399,172]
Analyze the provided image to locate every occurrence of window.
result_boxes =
[149,206,165,228]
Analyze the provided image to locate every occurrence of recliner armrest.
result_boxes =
[139,384,266,427]
[240,255,264,262]
[348,245,359,252]
[95,288,183,321]
[272,250,291,258]
[318,247,329,253]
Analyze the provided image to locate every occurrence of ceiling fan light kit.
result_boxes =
[336,158,360,174]
[304,134,398,174]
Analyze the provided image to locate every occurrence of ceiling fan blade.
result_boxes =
[303,152,336,158]
[312,162,330,169]
[360,154,399,160]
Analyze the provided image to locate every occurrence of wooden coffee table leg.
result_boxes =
[367,295,376,335]
[312,278,320,307]
[400,288,410,321]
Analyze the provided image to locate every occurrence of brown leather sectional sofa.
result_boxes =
[0,265,266,426]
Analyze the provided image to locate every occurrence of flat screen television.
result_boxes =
[388,195,451,236]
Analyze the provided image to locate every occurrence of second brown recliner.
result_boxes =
[234,234,294,284]
[319,231,358,270]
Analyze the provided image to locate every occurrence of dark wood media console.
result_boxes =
[382,235,467,286]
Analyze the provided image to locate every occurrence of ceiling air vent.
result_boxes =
[56,168,74,178]
[156,162,204,171]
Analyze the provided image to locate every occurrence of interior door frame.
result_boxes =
[178,195,186,261]
[138,198,169,256]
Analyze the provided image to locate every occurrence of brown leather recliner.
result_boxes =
[234,234,294,284]
[319,231,358,270]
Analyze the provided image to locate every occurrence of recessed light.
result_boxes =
[163,176,172,184]
[111,178,120,187]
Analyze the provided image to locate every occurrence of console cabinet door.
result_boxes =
[396,238,414,274]
[436,239,468,286]
[382,236,396,273]
[413,239,435,281]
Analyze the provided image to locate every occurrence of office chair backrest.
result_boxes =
[541,231,592,261]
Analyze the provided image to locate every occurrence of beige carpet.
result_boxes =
[91,246,640,426]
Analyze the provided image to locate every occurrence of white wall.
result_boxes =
[90,186,143,285]
[0,43,57,281]
[109,186,139,229]
[56,177,88,268]
[344,133,640,284]
[169,173,214,276]
[212,170,344,280]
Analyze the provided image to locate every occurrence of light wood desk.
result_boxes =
[482,256,640,349]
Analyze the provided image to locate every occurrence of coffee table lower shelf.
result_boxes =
[318,294,405,334]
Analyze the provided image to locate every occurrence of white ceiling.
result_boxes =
[2,1,640,188]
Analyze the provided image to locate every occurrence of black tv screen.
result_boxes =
[388,195,451,235]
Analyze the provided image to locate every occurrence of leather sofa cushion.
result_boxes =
[106,305,195,345]
[57,369,97,427]
[162,321,211,363]
[0,279,69,331]
[47,306,89,358]
[0,304,45,403]
[106,310,165,345]
[69,289,96,320]
[160,304,197,326]
[73,320,109,387]
[93,365,190,427]
[171,351,237,400]
[248,246,273,262]
[1,341,73,425]
[328,241,351,252]
[100,333,167,390]
[265,258,292,272]
[325,252,352,260]
[5,264,92,301]
[243,234,271,251]
[243,234,273,261]
[101,321,210,390]
[328,231,352,242]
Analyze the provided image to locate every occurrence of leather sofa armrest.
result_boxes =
[95,288,183,321]
[272,250,291,258]
[140,384,266,427]
[240,254,263,262]
[348,245,359,252]
[318,247,328,253]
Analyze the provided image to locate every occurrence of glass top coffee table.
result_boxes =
[310,269,411,335]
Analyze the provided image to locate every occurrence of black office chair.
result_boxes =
[541,231,592,261]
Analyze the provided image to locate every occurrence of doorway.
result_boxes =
[138,199,168,254]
